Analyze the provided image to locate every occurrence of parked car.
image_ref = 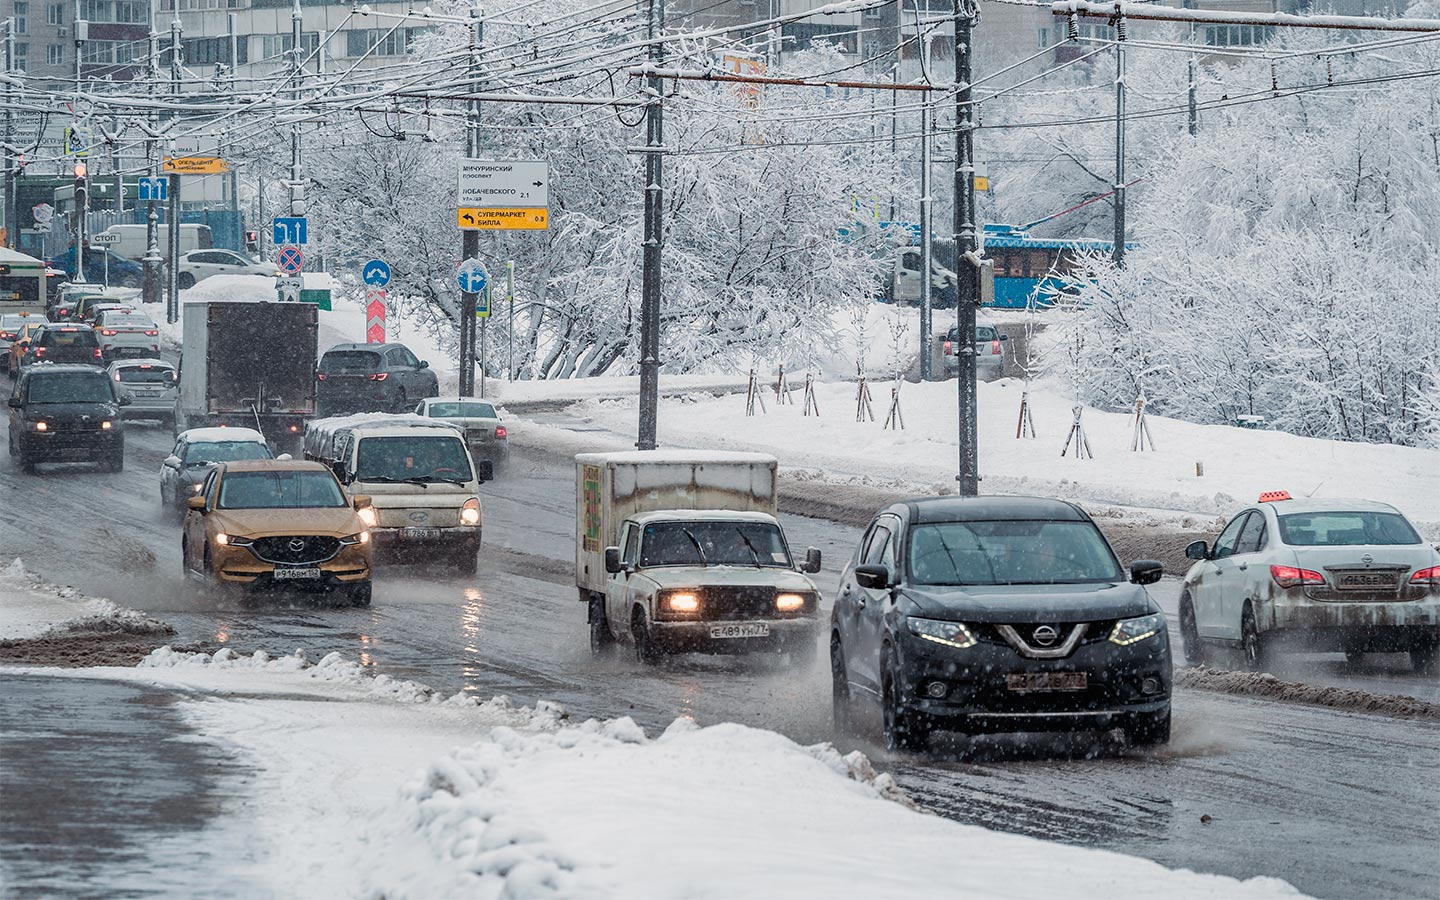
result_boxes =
[21,324,104,367]
[415,396,510,468]
[94,310,160,361]
[181,459,374,605]
[160,425,271,511]
[7,363,131,472]
[5,321,46,375]
[831,496,1170,751]
[942,324,1008,380]
[0,313,43,373]
[47,246,145,288]
[315,342,438,415]
[176,249,277,288]
[108,359,178,426]
[1180,492,1440,674]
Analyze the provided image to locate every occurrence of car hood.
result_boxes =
[901,581,1154,623]
[26,400,119,419]
[642,566,819,592]
[209,507,362,538]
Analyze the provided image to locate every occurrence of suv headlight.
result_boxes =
[356,506,378,527]
[1109,613,1164,646]
[340,532,370,546]
[906,617,977,649]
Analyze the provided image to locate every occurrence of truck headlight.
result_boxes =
[776,593,807,611]
[33,421,48,431]
[357,506,378,527]
[665,592,700,612]
[100,420,113,430]
[906,617,977,650]
[1109,613,1164,646]
[460,498,481,526]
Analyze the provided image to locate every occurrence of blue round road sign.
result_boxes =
[362,258,391,287]
[277,245,304,275]
[455,259,488,294]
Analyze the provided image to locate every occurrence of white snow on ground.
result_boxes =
[0,559,170,641]
[11,646,1306,900]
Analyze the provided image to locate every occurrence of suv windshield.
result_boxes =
[355,436,472,483]
[640,521,793,568]
[428,401,496,418]
[217,470,347,509]
[320,350,381,373]
[1277,512,1421,546]
[909,520,1125,585]
[26,372,113,404]
[40,329,99,348]
[184,441,272,465]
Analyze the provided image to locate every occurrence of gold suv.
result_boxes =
[184,459,375,605]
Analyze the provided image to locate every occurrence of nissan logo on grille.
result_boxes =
[1031,625,1060,647]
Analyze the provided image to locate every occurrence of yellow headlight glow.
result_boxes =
[215,533,229,546]
[34,421,47,431]
[357,506,378,527]
[776,593,807,611]
[667,592,700,612]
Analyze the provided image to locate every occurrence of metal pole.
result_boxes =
[3,19,14,250]
[143,30,161,306]
[289,0,303,220]
[888,0,900,223]
[166,17,182,324]
[506,259,514,381]
[111,113,122,215]
[919,99,933,380]
[953,0,980,496]
[637,0,665,450]
[479,298,488,398]
[458,5,482,397]
[74,0,86,281]
[1113,13,1127,266]
[228,12,238,81]
[1187,23,1198,136]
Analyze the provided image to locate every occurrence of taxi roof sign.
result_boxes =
[1258,490,1292,503]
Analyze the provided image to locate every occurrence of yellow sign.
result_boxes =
[457,207,549,230]
[974,176,990,192]
[163,156,228,174]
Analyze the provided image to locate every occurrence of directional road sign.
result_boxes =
[276,275,303,303]
[276,245,304,274]
[457,208,549,231]
[32,203,53,226]
[366,290,386,343]
[272,216,308,245]
[138,177,168,202]
[457,160,549,208]
[90,232,122,245]
[362,259,391,287]
[455,259,489,295]
[163,156,228,174]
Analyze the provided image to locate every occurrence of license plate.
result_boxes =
[709,623,771,639]
[402,527,442,540]
[273,567,321,580]
[1007,672,1087,692]
[1336,572,1398,590]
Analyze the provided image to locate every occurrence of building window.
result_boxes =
[1204,24,1272,46]
[13,2,28,33]
[14,42,28,68]
[1038,27,1049,48]
[47,2,64,25]
[260,31,318,62]
[183,35,247,65]
[780,22,858,56]
[46,42,62,65]
[345,28,420,57]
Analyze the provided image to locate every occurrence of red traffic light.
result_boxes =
[73,163,87,178]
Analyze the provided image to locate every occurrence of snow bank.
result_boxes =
[0,559,172,642]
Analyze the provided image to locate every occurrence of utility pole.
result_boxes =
[458,4,482,397]
[166,15,182,324]
[74,0,86,281]
[111,113,122,215]
[637,0,665,450]
[919,99,933,381]
[143,29,161,306]
[1112,12,1127,267]
[953,0,980,497]
[2,18,15,250]
[888,0,900,223]
[288,0,304,222]
[1187,22,1198,136]
[506,260,514,381]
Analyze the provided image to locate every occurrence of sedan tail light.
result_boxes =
[494,425,507,439]
[1410,566,1440,586]
[942,341,954,356]
[1271,565,1325,588]
[34,346,46,358]
[316,373,326,381]
[100,329,118,336]
[94,348,104,359]
[991,338,1002,355]
[368,373,388,381]
[144,330,159,336]
[0,332,13,340]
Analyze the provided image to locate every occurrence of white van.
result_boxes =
[303,413,494,574]
[94,224,213,263]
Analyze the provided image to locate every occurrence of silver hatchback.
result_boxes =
[107,359,177,427]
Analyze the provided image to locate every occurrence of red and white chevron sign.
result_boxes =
[366,290,386,344]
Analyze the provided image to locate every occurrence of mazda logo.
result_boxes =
[408,511,429,523]
[288,538,305,552]
[1031,625,1060,647]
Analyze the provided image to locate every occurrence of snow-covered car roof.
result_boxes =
[1260,497,1406,516]
[179,426,266,444]
[629,509,780,525]
[576,450,777,466]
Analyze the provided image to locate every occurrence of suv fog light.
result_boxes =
[925,681,949,699]
[1141,676,1161,695]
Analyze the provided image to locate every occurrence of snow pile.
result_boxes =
[0,559,173,642]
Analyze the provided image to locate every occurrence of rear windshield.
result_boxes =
[217,470,347,509]
[40,329,99,348]
[184,441,271,465]
[428,401,497,419]
[975,326,998,341]
[26,372,113,403]
[2,315,36,331]
[1276,512,1421,546]
[116,366,175,384]
[320,350,381,373]
[104,315,152,328]
[355,436,473,484]
[909,520,1124,585]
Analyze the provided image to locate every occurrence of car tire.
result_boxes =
[881,652,930,753]
[104,446,124,473]
[1179,593,1207,666]
[632,606,661,666]
[1411,642,1438,675]
[1127,708,1172,747]
[348,581,373,607]
[1344,646,1366,669]
[177,273,195,290]
[452,543,478,576]
[589,597,615,656]
[830,634,853,736]
[1240,606,1271,672]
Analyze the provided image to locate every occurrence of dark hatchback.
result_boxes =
[831,496,1170,752]
[8,364,131,472]
[315,343,438,415]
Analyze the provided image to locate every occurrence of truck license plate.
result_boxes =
[710,623,770,639]
[273,567,321,580]
[402,527,442,540]
[1007,672,1087,692]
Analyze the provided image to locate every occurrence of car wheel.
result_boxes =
[348,581,373,607]
[1179,593,1207,666]
[830,634,853,736]
[105,446,124,473]
[452,542,478,576]
[177,272,195,290]
[1411,642,1438,675]
[632,606,661,666]
[1343,646,1366,669]
[1127,707,1172,747]
[881,651,930,753]
[1241,606,1271,672]
[589,597,615,656]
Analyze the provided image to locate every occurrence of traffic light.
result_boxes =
[244,230,259,253]
[73,163,87,210]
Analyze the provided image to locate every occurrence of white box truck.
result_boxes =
[576,450,823,663]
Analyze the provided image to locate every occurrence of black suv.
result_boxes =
[315,342,439,415]
[8,364,132,472]
[22,324,104,368]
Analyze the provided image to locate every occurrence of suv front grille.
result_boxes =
[250,535,341,565]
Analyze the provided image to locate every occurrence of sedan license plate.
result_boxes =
[273,567,321,580]
[402,527,442,540]
[1336,572,1398,590]
[709,623,770,639]
[1007,672,1087,692]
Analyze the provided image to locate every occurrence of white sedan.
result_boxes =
[94,310,160,361]
[176,249,277,289]
[1179,493,1440,673]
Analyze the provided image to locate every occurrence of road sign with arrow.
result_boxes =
[457,208,549,231]
[457,159,548,207]
[455,259,489,294]
[362,258,391,287]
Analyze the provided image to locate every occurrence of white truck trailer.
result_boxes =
[576,451,823,663]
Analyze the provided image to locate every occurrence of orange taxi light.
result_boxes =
[1258,490,1292,503]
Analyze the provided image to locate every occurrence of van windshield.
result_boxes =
[355,436,472,484]
[640,521,793,568]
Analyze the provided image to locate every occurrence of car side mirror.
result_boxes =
[1184,540,1210,561]
[7,397,20,408]
[186,495,207,511]
[118,393,133,406]
[604,547,624,575]
[999,333,1010,341]
[854,564,891,590]
[331,462,350,484]
[418,360,429,369]
[1130,559,1164,585]
[475,460,494,483]
[801,547,822,574]
[164,454,182,469]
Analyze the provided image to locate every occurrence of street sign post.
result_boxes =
[90,232,122,246]
[276,245,304,274]
[272,217,308,245]
[457,160,549,208]
[455,259,489,294]
[32,204,53,226]
[362,259,391,287]
[366,290,386,343]
[456,208,549,231]
[138,177,168,202]
[275,275,303,303]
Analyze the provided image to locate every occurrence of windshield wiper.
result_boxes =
[681,527,708,565]
[357,474,429,489]
[736,528,764,568]
[410,475,468,485]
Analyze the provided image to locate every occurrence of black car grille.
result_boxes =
[973,621,1116,653]
[250,535,342,565]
